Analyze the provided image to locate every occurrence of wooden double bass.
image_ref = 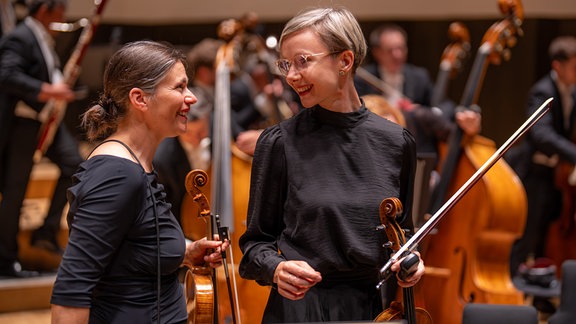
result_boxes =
[374,198,432,324]
[419,0,528,323]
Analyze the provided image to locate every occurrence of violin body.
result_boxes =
[374,301,432,324]
[420,136,526,323]
[184,266,215,324]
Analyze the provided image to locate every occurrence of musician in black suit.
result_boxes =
[355,23,433,108]
[355,23,480,161]
[0,0,83,277]
[509,36,576,281]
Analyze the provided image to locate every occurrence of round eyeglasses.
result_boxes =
[275,52,339,77]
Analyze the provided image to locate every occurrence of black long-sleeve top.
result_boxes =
[239,104,416,288]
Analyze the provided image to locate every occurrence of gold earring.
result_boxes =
[339,70,345,76]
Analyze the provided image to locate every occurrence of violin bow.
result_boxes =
[377,97,553,285]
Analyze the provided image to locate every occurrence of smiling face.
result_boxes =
[147,61,197,138]
[280,29,342,110]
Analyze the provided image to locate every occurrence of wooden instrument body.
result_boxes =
[420,2,527,321]
[374,300,432,323]
[421,136,526,323]
[181,156,270,324]
[184,266,215,324]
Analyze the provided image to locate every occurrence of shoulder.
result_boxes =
[256,124,284,148]
[0,24,32,47]
[531,74,555,93]
[77,156,147,192]
[366,111,415,148]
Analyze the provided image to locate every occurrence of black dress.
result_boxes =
[239,105,417,322]
[51,155,187,324]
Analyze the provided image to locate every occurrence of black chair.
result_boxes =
[462,303,538,324]
[548,259,576,324]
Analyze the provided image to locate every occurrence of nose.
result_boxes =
[185,88,198,105]
[285,65,301,82]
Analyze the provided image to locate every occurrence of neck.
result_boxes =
[109,132,158,172]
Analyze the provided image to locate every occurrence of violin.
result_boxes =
[183,169,215,324]
[374,198,432,324]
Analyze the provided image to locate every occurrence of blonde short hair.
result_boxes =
[278,7,367,73]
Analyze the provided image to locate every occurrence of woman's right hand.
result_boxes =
[273,260,322,300]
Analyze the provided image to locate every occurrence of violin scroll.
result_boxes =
[185,169,211,219]
[184,169,215,324]
[379,197,407,254]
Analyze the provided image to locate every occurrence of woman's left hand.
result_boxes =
[390,251,425,288]
[184,236,229,268]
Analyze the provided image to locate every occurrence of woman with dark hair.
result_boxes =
[51,40,227,323]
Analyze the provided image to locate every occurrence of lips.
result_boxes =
[295,85,312,95]
[178,109,189,119]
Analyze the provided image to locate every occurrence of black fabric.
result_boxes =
[262,282,383,323]
[51,156,187,324]
[549,260,576,324]
[462,303,538,324]
[239,105,417,322]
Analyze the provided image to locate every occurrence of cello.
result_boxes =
[374,198,432,324]
[419,0,528,322]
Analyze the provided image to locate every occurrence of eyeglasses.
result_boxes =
[275,52,339,77]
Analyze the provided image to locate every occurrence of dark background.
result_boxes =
[58,17,576,146]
